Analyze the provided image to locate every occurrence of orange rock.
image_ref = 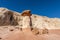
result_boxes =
[21,10,32,16]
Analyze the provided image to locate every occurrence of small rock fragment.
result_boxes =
[32,27,39,35]
[42,28,48,34]
[10,29,14,31]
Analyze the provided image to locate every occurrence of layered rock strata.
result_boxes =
[0,8,60,40]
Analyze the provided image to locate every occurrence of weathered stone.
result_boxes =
[0,10,18,26]
[21,10,32,16]
[42,28,48,34]
[32,27,39,35]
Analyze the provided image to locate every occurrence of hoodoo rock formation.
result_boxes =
[21,10,32,31]
[0,8,60,40]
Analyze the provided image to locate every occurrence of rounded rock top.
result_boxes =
[21,10,32,16]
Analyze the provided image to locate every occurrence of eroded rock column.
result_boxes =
[21,10,32,31]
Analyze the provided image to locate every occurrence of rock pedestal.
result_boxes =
[21,10,32,31]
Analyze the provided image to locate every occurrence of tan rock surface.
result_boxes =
[0,8,60,40]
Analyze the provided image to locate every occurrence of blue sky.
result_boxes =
[0,0,60,18]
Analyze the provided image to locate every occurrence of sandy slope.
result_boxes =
[0,26,60,40]
[0,29,60,40]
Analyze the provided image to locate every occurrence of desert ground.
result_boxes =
[0,26,60,40]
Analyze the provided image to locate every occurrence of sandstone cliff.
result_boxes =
[0,8,60,29]
[0,8,60,40]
